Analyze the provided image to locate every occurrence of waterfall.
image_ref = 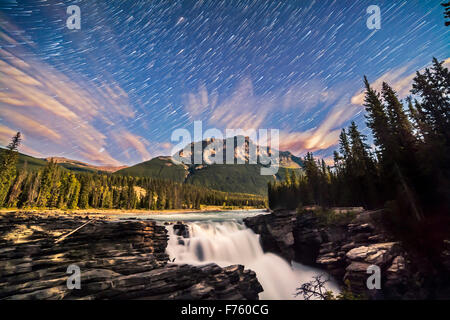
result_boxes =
[166,220,338,300]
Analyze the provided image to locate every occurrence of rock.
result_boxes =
[348,223,374,234]
[244,210,296,261]
[387,256,406,274]
[346,261,372,273]
[346,246,371,260]
[292,212,324,264]
[341,242,356,251]
[0,212,263,300]
[383,255,413,299]
[316,253,340,265]
[173,222,190,238]
[346,242,400,266]
[242,208,424,299]
[441,240,450,272]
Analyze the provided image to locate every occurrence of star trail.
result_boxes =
[0,0,448,166]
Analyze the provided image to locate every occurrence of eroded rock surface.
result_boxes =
[244,209,434,299]
[243,210,296,261]
[0,212,262,300]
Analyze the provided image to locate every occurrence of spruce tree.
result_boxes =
[382,82,416,158]
[0,132,21,206]
[412,58,450,142]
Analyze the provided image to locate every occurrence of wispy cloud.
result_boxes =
[0,18,151,166]
[185,78,270,130]
[279,95,359,154]
[278,58,450,156]
[184,78,359,155]
[0,126,44,157]
[111,130,152,161]
[351,57,450,105]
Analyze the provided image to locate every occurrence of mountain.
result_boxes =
[16,152,48,171]
[279,151,303,168]
[185,164,274,195]
[115,136,304,195]
[46,157,127,173]
[0,149,126,174]
[115,156,187,181]
[5,136,304,196]
[174,136,285,166]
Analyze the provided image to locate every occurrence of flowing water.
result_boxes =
[116,210,339,299]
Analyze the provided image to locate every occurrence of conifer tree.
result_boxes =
[382,82,416,157]
[363,77,393,159]
[0,132,21,206]
[412,58,450,142]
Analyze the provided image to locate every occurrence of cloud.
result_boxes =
[143,141,174,159]
[279,96,359,154]
[0,125,44,157]
[209,78,272,130]
[185,78,271,130]
[185,84,218,117]
[0,125,18,146]
[184,78,359,156]
[185,77,342,130]
[112,130,152,161]
[1,108,62,142]
[0,19,148,166]
[351,57,450,105]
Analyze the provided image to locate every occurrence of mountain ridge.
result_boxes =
[45,157,128,173]
[5,137,304,196]
[115,136,304,195]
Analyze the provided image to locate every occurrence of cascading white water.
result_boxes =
[166,220,338,300]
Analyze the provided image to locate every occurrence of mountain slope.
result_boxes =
[0,149,125,174]
[47,157,127,173]
[279,151,303,168]
[115,157,188,182]
[115,136,304,195]
[4,138,304,196]
[16,152,48,171]
[186,164,274,195]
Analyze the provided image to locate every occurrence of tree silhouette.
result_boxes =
[443,2,450,26]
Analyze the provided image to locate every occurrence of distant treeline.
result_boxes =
[0,142,266,210]
[269,58,449,225]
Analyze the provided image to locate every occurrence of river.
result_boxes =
[116,210,339,300]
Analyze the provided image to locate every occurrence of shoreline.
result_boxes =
[0,206,268,218]
[0,211,263,299]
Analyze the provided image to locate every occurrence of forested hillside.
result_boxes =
[269,58,450,255]
[0,150,120,174]
[115,157,188,182]
[115,138,303,195]
[0,141,266,210]
[269,58,449,216]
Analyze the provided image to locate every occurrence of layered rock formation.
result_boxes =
[0,212,262,300]
[244,209,441,299]
[243,210,296,261]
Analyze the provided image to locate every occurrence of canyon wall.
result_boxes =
[245,209,450,299]
[0,212,262,300]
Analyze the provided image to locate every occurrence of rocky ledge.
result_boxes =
[244,209,450,299]
[0,212,262,300]
[243,210,296,261]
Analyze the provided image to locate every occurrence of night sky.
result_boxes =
[0,0,448,166]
